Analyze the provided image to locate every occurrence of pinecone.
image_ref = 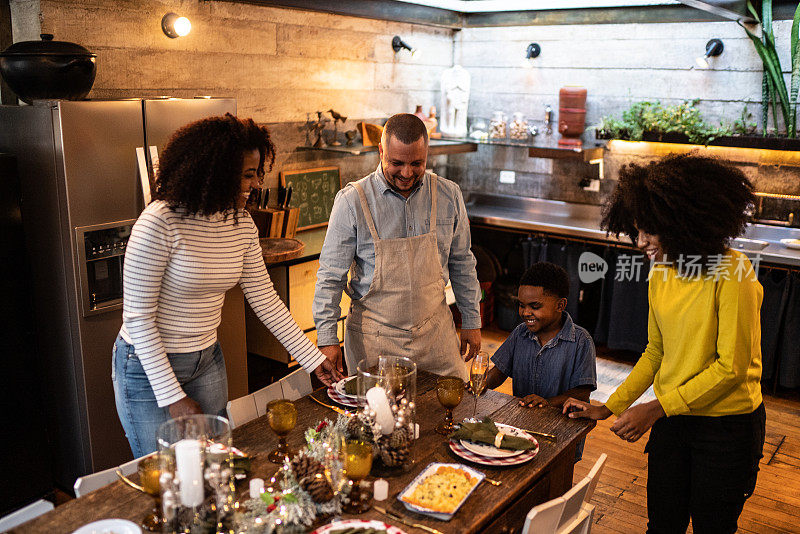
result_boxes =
[377,435,411,467]
[389,426,411,449]
[290,454,334,503]
[306,472,335,502]
[346,416,374,443]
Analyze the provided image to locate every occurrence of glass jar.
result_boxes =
[356,356,417,474]
[489,111,507,140]
[468,118,488,141]
[509,112,529,141]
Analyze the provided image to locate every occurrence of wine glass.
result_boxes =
[435,376,464,435]
[469,351,490,420]
[342,438,374,514]
[267,399,297,463]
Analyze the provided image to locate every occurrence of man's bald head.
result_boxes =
[381,113,429,146]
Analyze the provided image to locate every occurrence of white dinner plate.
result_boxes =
[459,423,532,458]
[311,518,408,533]
[780,238,800,250]
[72,519,142,534]
[334,376,358,399]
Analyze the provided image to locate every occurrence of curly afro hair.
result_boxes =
[519,262,570,299]
[153,113,276,217]
[601,153,755,261]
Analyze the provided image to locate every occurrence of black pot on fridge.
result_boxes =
[0,33,97,104]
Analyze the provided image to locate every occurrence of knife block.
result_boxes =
[249,207,298,238]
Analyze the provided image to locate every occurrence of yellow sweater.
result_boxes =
[606,250,763,417]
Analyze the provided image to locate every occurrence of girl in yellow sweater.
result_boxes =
[564,154,765,534]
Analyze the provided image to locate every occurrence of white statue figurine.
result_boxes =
[440,65,470,138]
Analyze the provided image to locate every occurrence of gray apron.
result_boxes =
[344,174,467,380]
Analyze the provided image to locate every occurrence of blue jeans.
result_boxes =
[112,335,228,458]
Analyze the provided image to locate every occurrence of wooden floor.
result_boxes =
[480,327,800,534]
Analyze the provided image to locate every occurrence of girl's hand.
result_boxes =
[519,393,548,408]
[562,398,613,420]
[610,400,665,442]
[168,396,203,419]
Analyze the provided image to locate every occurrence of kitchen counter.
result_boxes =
[464,192,800,268]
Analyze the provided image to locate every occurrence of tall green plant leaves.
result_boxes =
[791,4,800,136]
[741,0,792,136]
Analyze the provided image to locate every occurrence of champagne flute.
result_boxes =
[342,438,374,514]
[267,399,297,463]
[469,351,490,420]
[435,376,464,435]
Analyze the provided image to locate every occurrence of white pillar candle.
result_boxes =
[249,478,265,499]
[373,478,389,501]
[175,439,204,507]
[366,387,394,435]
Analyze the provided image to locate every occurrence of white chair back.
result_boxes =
[226,393,258,429]
[0,499,54,531]
[73,452,151,497]
[521,452,607,534]
[523,495,567,534]
[584,453,607,504]
[253,382,283,417]
[279,368,312,401]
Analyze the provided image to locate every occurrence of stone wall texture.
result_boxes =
[7,1,800,217]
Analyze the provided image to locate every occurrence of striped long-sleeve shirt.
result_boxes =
[120,200,325,407]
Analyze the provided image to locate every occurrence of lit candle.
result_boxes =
[249,478,265,499]
[175,439,204,507]
[373,478,389,501]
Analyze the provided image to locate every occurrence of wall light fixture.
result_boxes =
[695,38,723,69]
[392,36,416,56]
[162,13,192,39]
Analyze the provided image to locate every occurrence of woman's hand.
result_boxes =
[610,400,665,442]
[562,398,613,420]
[519,393,548,408]
[168,396,203,419]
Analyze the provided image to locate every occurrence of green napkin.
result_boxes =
[343,376,358,396]
[449,417,536,450]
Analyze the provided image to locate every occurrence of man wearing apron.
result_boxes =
[313,114,482,379]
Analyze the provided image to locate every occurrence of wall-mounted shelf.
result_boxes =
[297,138,477,156]
[447,137,604,162]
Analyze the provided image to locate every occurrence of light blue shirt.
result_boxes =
[313,165,481,346]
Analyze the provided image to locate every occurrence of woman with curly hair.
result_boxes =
[113,114,342,457]
[564,154,765,533]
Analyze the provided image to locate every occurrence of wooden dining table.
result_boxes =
[15,371,594,533]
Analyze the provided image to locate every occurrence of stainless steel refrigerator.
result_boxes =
[0,98,238,491]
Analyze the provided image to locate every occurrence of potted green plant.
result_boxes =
[738,0,800,139]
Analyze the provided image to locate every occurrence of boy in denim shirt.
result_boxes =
[485,262,597,460]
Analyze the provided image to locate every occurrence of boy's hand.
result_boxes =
[562,398,612,420]
[519,393,548,408]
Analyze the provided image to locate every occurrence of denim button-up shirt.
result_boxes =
[313,165,481,346]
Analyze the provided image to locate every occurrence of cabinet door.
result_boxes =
[288,260,350,331]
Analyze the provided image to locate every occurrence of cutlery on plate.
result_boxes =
[520,428,557,441]
[374,506,445,534]
[308,393,350,415]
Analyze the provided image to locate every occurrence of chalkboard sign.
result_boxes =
[280,166,341,231]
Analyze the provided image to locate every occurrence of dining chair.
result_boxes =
[521,453,607,534]
[226,392,259,429]
[0,499,54,531]
[279,368,312,401]
[73,452,152,497]
[253,381,283,417]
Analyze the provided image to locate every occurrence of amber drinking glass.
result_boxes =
[137,454,171,532]
[267,399,298,463]
[342,439,374,514]
[435,376,464,435]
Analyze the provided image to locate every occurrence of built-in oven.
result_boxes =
[75,219,136,317]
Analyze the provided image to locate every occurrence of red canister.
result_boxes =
[558,86,587,147]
